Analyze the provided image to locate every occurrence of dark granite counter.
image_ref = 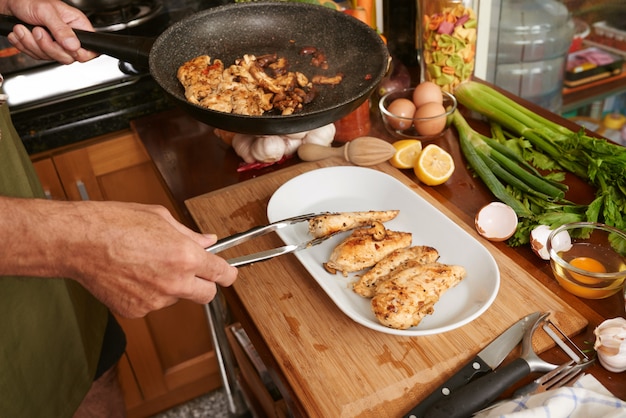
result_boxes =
[13,75,175,155]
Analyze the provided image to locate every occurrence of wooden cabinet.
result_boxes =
[30,130,222,417]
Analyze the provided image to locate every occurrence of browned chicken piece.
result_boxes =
[308,210,400,238]
[324,227,412,276]
[371,262,466,330]
[352,246,440,298]
[177,55,226,108]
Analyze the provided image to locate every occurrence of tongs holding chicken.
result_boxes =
[308,210,400,238]
[206,210,401,267]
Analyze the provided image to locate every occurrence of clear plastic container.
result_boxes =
[418,0,480,93]
[493,0,574,113]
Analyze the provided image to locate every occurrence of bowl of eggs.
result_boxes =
[378,82,457,140]
[547,222,626,299]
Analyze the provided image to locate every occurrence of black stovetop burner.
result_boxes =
[86,0,164,32]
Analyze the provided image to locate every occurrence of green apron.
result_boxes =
[0,102,108,417]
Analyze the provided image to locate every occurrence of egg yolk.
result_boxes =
[569,257,606,284]
[556,277,620,299]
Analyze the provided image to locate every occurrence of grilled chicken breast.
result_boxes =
[324,226,411,276]
[353,246,440,298]
[309,210,400,238]
[371,262,466,330]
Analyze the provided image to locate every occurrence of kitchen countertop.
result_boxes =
[133,89,626,415]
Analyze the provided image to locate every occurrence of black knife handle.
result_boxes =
[403,357,492,418]
[424,357,531,418]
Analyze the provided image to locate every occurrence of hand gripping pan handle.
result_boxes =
[0,15,153,68]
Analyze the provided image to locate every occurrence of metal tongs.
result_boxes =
[206,212,336,267]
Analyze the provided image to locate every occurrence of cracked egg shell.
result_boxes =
[475,202,518,241]
[530,224,572,260]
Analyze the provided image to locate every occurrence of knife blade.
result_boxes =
[402,311,542,418]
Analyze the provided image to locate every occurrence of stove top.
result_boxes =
[1,0,231,152]
[1,0,231,111]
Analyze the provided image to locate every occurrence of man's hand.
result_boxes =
[2,0,97,63]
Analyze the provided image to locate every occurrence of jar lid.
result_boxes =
[603,113,626,130]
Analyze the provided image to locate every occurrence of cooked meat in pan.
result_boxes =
[177,53,343,116]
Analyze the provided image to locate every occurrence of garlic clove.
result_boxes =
[530,224,572,261]
[594,317,626,373]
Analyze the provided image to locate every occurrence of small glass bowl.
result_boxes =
[547,222,626,299]
[379,88,457,140]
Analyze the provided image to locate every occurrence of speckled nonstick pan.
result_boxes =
[0,2,389,134]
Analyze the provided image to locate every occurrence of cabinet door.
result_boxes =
[31,158,67,200]
[50,131,222,417]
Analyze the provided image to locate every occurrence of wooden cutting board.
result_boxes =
[186,158,587,418]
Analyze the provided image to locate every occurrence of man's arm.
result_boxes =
[0,196,238,318]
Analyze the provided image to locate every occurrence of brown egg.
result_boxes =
[412,81,443,109]
[413,102,447,136]
[386,98,416,130]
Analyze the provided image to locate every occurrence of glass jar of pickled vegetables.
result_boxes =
[418,0,479,93]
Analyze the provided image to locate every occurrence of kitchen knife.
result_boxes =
[402,311,542,418]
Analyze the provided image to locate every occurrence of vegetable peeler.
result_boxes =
[205,212,336,267]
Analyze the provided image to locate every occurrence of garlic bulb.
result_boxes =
[302,123,336,146]
[231,124,335,165]
[530,224,571,260]
[283,131,308,140]
[283,137,303,156]
[594,317,626,373]
[250,135,287,163]
[231,134,256,163]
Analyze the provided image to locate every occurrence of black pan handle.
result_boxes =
[423,357,531,418]
[0,14,153,68]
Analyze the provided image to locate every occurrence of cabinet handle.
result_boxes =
[76,180,90,201]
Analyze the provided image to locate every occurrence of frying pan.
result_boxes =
[0,2,390,134]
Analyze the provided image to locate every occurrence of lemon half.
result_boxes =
[390,139,423,169]
[414,144,455,186]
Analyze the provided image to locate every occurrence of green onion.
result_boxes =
[455,82,587,177]
[452,81,626,246]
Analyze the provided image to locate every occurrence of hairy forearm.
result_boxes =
[0,195,238,317]
[0,196,87,278]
